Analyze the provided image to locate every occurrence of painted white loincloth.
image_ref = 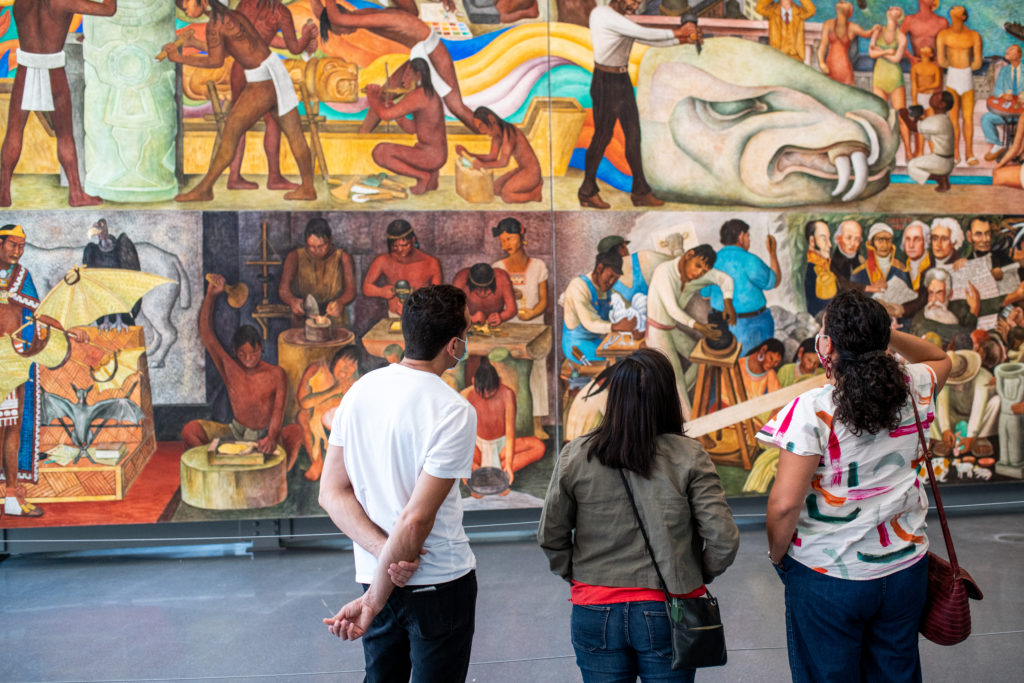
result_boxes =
[946,66,974,95]
[408,28,453,99]
[244,54,298,116]
[916,93,933,108]
[0,390,18,427]
[16,50,65,112]
[476,435,506,469]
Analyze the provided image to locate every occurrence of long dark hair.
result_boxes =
[824,289,909,435]
[319,3,347,42]
[409,58,435,100]
[584,349,683,478]
[473,106,516,141]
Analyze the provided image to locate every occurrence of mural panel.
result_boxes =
[1,1,1024,528]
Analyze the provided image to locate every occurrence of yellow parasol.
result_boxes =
[0,336,35,398]
[34,266,173,330]
[0,323,73,397]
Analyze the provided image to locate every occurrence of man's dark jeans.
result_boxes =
[361,569,477,683]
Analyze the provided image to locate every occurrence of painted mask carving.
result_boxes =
[638,38,898,207]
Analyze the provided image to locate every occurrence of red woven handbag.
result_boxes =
[911,401,983,646]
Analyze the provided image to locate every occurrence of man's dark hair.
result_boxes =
[0,224,17,245]
[402,285,468,360]
[231,325,264,355]
[305,217,333,243]
[467,263,497,293]
[689,244,717,268]
[472,357,500,396]
[491,216,522,237]
[938,91,954,111]
[584,349,684,478]
[720,219,750,246]
[386,219,417,252]
[794,337,816,362]
[409,58,435,100]
[594,250,623,274]
[804,219,828,246]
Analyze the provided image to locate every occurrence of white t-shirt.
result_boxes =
[756,363,936,580]
[329,363,477,585]
[493,257,548,323]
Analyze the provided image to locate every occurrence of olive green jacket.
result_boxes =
[538,433,740,594]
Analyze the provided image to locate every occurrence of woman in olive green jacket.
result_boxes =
[539,349,740,682]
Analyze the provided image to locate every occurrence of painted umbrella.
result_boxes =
[34,266,173,330]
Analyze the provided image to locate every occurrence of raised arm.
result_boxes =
[887,329,952,391]
[850,22,880,40]
[276,6,318,55]
[198,275,232,377]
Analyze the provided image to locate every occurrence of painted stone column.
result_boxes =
[82,1,177,201]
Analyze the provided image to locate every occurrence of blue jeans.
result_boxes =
[775,554,927,683]
[571,601,696,682]
[361,570,476,683]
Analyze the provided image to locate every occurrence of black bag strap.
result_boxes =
[910,399,960,572]
[618,469,712,603]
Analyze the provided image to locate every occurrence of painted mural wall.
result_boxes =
[1,0,1024,528]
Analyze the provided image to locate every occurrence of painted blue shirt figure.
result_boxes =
[981,44,1023,160]
[612,252,648,302]
[561,250,635,364]
[701,219,781,354]
[0,223,43,518]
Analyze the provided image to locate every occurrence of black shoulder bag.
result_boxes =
[618,469,727,669]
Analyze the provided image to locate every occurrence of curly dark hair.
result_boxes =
[823,289,909,436]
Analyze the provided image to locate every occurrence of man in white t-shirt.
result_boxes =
[320,284,478,682]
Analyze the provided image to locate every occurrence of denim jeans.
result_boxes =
[571,601,696,682]
[361,569,476,683]
[775,554,927,683]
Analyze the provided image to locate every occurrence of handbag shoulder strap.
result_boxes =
[618,468,674,603]
[910,399,960,572]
